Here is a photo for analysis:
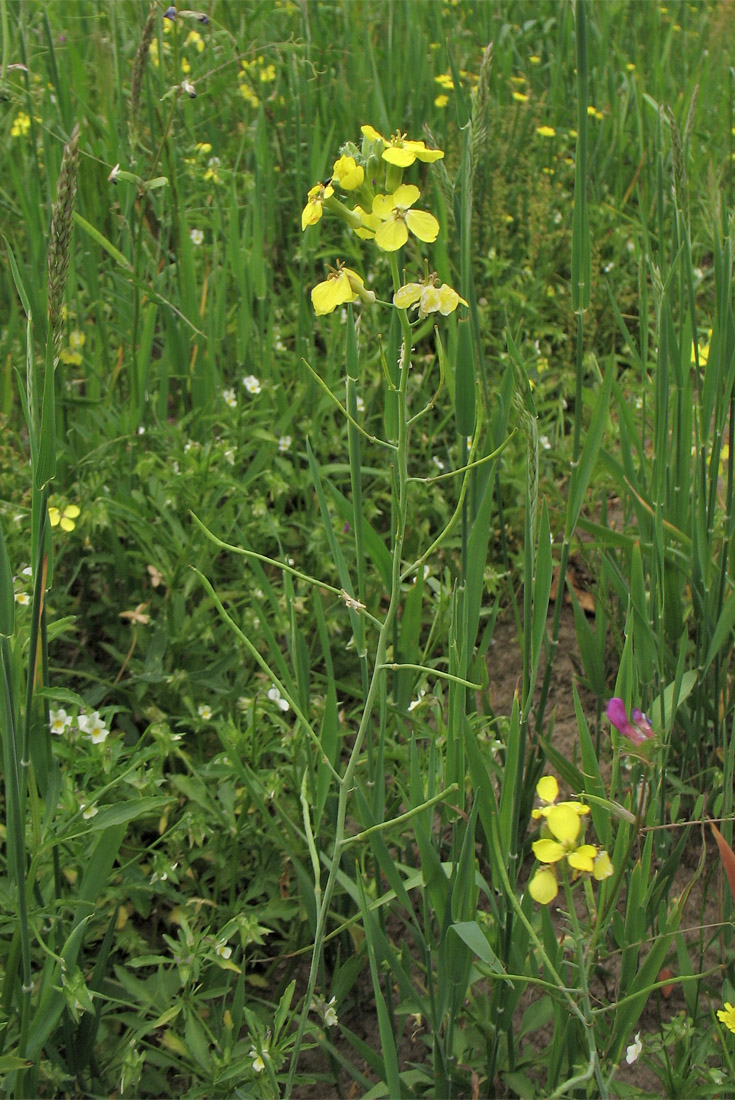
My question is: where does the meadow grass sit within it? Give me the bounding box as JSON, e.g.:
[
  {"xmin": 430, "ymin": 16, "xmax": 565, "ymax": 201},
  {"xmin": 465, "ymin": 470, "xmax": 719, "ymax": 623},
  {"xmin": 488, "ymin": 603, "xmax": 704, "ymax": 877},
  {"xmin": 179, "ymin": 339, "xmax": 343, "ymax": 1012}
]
[{"xmin": 2, "ymin": 1, "xmax": 735, "ymax": 1096}]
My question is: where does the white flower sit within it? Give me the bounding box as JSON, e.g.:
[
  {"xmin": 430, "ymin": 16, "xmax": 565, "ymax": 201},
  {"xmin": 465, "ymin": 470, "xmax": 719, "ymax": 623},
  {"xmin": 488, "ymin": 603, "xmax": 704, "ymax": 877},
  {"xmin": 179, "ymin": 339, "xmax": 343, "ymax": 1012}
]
[
  {"xmin": 432, "ymin": 455, "xmax": 445, "ymax": 471},
  {"xmin": 324, "ymin": 996, "xmax": 339, "ymax": 1028},
  {"xmin": 82, "ymin": 804, "xmax": 98, "ymax": 820},
  {"xmin": 222, "ymin": 387, "xmax": 237, "ymax": 408},
  {"xmin": 277, "ymin": 435, "xmax": 291, "ymax": 452},
  {"xmin": 15, "ymin": 591, "xmax": 30, "ymax": 606},
  {"xmin": 242, "ymin": 374, "xmax": 262, "ymax": 394},
  {"xmin": 22, "ymin": 566, "xmax": 32, "ymax": 576},
  {"xmin": 49, "ymin": 708, "xmax": 72, "ymax": 735},
  {"xmin": 249, "ymin": 1046, "xmax": 265, "ymax": 1073},
  {"xmin": 539, "ymin": 434, "xmax": 552, "ymax": 450},
  {"xmin": 190, "ymin": 228, "xmax": 204, "ymax": 246},
  {"xmin": 267, "ymin": 687, "xmax": 289, "ymax": 712},
  {"xmin": 78, "ymin": 711, "xmax": 109, "ymax": 744},
  {"xmin": 356, "ymin": 395, "xmax": 365, "ymax": 412},
  {"xmin": 197, "ymin": 704, "xmax": 212, "ymax": 720},
  {"xmin": 215, "ymin": 942, "xmax": 232, "ymax": 960},
  {"xmin": 408, "ymin": 690, "xmax": 426, "ymax": 712},
  {"xmin": 626, "ymin": 1032, "xmax": 642, "ymax": 1065},
  {"xmin": 224, "ymin": 448, "xmax": 236, "ymax": 465}
]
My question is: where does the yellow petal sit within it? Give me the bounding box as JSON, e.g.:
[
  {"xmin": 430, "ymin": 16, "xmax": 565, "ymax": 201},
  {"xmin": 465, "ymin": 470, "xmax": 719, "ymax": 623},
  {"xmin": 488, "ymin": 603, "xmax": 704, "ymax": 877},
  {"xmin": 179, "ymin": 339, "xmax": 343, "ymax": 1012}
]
[
  {"xmin": 529, "ymin": 868, "xmax": 558, "ymax": 904},
  {"xmin": 311, "ymin": 272, "xmax": 355, "ymax": 316},
  {"xmin": 391, "ymin": 183, "xmax": 420, "ymax": 208},
  {"xmin": 394, "ymin": 283, "xmax": 424, "ymax": 310},
  {"xmin": 383, "ymin": 146, "xmax": 416, "ymax": 167},
  {"xmin": 302, "ymin": 201, "xmax": 322, "ymax": 231},
  {"xmin": 418, "ymin": 286, "xmax": 441, "ymax": 316},
  {"xmin": 60, "ymin": 517, "xmax": 76, "ymax": 532},
  {"xmin": 48, "ymin": 507, "xmax": 61, "ymax": 527},
  {"xmin": 532, "ymin": 838, "xmax": 565, "ymax": 864},
  {"xmin": 437, "ymin": 284, "xmax": 467, "ymax": 314},
  {"xmin": 536, "ymin": 776, "xmax": 558, "ymax": 803},
  {"xmin": 412, "ymin": 145, "xmax": 444, "ymax": 163},
  {"xmin": 567, "ymin": 844, "xmax": 596, "ymax": 873},
  {"xmin": 372, "ymin": 193, "xmax": 397, "ymax": 219},
  {"xmin": 545, "ymin": 804, "xmax": 582, "ymax": 845},
  {"xmin": 64, "ymin": 505, "xmax": 81, "ymax": 519},
  {"xmin": 406, "ymin": 209, "xmax": 440, "ymax": 243},
  {"xmin": 361, "ymin": 124, "xmax": 385, "ymax": 144},
  {"xmin": 375, "ymin": 219, "xmax": 408, "ymax": 252},
  {"xmin": 593, "ymin": 851, "xmax": 614, "ymax": 880}
]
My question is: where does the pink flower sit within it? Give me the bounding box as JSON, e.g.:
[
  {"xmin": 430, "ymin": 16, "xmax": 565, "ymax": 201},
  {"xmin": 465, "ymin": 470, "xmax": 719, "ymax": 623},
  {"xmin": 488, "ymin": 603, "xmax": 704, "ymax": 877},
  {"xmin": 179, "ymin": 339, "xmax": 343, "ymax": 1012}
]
[{"xmin": 606, "ymin": 698, "xmax": 653, "ymax": 746}]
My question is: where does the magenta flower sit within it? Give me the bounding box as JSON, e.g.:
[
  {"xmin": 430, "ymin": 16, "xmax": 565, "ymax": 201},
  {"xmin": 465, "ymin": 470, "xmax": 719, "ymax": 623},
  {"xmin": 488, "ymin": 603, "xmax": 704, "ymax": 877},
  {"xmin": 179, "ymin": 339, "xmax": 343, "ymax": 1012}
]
[{"xmin": 606, "ymin": 698, "xmax": 654, "ymax": 746}]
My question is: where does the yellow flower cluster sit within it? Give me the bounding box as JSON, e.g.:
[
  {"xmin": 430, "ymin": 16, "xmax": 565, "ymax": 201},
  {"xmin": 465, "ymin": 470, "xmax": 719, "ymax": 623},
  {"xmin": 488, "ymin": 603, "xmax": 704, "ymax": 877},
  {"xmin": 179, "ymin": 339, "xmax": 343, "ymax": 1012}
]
[
  {"xmin": 302, "ymin": 124, "xmax": 466, "ymax": 320},
  {"xmin": 11, "ymin": 111, "xmax": 31, "ymax": 138},
  {"xmin": 529, "ymin": 776, "xmax": 613, "ymax": 905}
]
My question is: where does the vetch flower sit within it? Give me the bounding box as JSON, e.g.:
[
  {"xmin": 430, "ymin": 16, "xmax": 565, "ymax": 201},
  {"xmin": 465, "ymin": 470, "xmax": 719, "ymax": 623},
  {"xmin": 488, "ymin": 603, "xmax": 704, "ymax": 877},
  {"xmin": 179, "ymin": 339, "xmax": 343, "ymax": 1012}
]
[
  {"xmin": 718, "ymin": 1002, "xmax": 735, "ymax": 1033},
  {"xmin": 301, "ymin": 180, "xmax": 334, "ymax": 230},
  {"xmin": 394, "ymin": 275, "xmax": 467, "ymax": 318},
  {"xmin": 372, "ymin": 185, "xmax": 440, "ymax": 251},
  {"xmin": 361, "ymin": 125, "xmax": 444, "ymax": 167},
  {"xmin": 311, "ymin": 263, "xmax": 376, "ymax": 316},
  {"xmin": 331, "ymin": 154, "xmax": 364, "ymax": 191},
  {"xmin": 242, "ymin": 374, "xmax": 262, "ymax": 394},
  {"xmin": 626, "ymin": 1032, "xmax": 643, "ymax": 1064},
  {"xmin": 49, "ymin": 504, "xmax": 81, "ymax": 532},
  {"xmin": 606, "ymin": 698, "xmax": 654, "ymax": 746}
]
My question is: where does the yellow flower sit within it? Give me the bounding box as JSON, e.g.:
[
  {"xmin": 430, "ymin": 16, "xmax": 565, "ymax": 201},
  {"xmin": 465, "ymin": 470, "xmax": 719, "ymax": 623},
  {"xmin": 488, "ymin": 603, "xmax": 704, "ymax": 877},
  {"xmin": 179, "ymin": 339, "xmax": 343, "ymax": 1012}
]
[
  {"xmin": 302, "ymin": 180, "xmax": 335, "ymax": 231},
  {"xmin": 60, "ymin": 348, "xmax": 83, "ymax": 366},
  {"xmin": 537, "ymin": 125, "xmax": 556, "ymax": 138},
  {"xmin": 361, "ymin": 125, "xmax": 444, "ymax": 167},
  {"xmin": 393, "ymin": 277, "xmax": 467, "ymax": 318},
  {"xmin": 240, "ymin": 84, "xmax": 259, "ymax": 108},
  {"xmin": 528, "ymin": 775, "xmax": 608, "ymax": 905},
  {"xmin": 331, "ymin": 155, "xmax": 364, "ymax": 191},
  {"xmin": 512, "ymin": 91, "xmax": 530, "ymax": 103},
  {"xmin": 49, "ymin": 504, "xmax": 81, "ymax": 532},
  {"xmin": 311, "ymin": 264, "xmax": 375, "ymax": 316},
  {"xmin": 185, "ymin": 30, "xmax": 205, "ymax": 52},
  {"xmin": 435, "ymin": 73, "xmax": 454, "ymax": 89},
  {"xmin": 11, "ymin": 111, "xmax": 31, "ymax": 138},
  {"xmin": 529, "ymin": 54, "xmax": 541, "ymax": 64},
  {"xmin": 371, "ymin": 185, "xmax": 439, "ymax": 251},
  {"xmin": 435, "ymin": 94, "xmax": 449, "ymax": 109},
  {"xmin": 718, "ymin": 1002, "xmax": 735, "ymax": 1034},
  {"xmin": 352, "ymin": 204, "xmax": 381, "ymax": 240}
]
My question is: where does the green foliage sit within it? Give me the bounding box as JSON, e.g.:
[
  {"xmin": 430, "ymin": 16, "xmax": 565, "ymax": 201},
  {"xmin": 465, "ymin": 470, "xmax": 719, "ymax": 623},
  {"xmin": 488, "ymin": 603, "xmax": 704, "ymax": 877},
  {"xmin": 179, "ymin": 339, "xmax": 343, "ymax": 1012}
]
[{"xmin": 2, "ymin": 1, "xmax": 735, "ymax": 1097}]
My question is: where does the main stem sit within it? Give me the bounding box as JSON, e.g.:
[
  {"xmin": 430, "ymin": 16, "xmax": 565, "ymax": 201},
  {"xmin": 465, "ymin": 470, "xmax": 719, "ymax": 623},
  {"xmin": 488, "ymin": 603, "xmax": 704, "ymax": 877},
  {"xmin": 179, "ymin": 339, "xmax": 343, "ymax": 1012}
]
[{"xmin": 285, "ymin": 259, "xmax": 413, "ymax": 1096}]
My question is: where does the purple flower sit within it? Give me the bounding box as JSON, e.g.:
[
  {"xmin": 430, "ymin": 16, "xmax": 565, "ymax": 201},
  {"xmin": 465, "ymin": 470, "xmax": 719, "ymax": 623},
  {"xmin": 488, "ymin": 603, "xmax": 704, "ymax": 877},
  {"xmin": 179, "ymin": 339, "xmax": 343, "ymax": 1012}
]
[{"xmin": 606, "ymin": 698, "xmax": 654, "ymax": 746}]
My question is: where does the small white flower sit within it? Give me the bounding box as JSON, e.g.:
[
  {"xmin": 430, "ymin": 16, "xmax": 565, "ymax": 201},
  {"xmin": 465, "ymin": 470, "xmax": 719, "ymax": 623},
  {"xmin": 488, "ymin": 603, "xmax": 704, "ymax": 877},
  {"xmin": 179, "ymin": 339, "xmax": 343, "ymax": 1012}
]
[
  {"xmin": 222, "ymin": 387, "xmax": 237, "ymax": 408},
  {"xmin": 15, "ymin": 591, "xmax": 30, "ymax": 606},
  {"xmin": 224, "ymin": 448, "xmax": 236, "ymax": 466},
  {"xmin": 408, "ymin": 690, "xmax": 426, "ymax": 712},
  {"xmin": 197, "ymin": 704, "xmax": 213, "ymax": 720},
  {"xmin": 249, "ymin": 1046, "xmax": 265, "ymax": 1073},
  {"xmin": 215, "ymin": 942, "xmax": 232, "ymax": 960},
  {"xmin": 49, "ymin": 708, "xmax": 72, "ymax": 735},
  {"xmin": 432, "ymin": 455, "xmax": 445, "ymax": 471},
  {"xmin": 190, "ymin": 228, "xmax": 204, "ymax": 246},
  {"xmin": 81, "ymin": 804, "xmax": 98, "ymax": 820},
  {"xmin": 277, "ymin": 435, "xmax": 291, "ymax": 452},
  {"xmin": 626, "ymin": 1032, "xmax": 642, "ymax": 1065},
  {"xmin": 22, "ymin": 566, "xmax": 32, "ymax": 577},
  {"xmin": 78, "ymin": 711, "xmax": 109, "ymax": 744},
  {"xmin": 539, "ymin": 434, "xmax": 552, "ymax": 450},
  {"xmin": 242, "ymin": 374, "xmax": 262, "ymax": 394},
  {"xmin": 267, "ymin": 687, "xmax": 289, "ymax": 712},
  {"xmin": 356, "ymin": 395, "xmax": 365, "ymax": 413},
  {"xmin": 324, "ymin": 996, "xmax": 339, "ymax": 1028}
]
